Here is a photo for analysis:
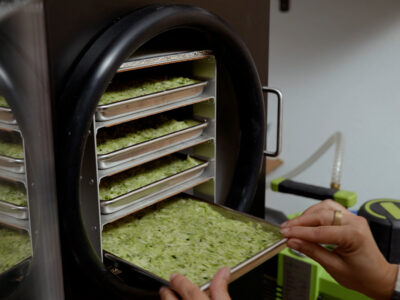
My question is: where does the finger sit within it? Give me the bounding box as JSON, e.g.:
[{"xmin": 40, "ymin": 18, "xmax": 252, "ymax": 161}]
[
  {"xmin": 159, "ymin": 286, "xmax": 179, "ymax": 300},
  {"xmin": 282, "ymin": 200, "xmax": 350, "ymax": 229},
  {"xmin": 281, "ymin": 209, "xmax": 349, "ymax": 228},
  {"xmin": 170, "ymin": 273, "xmax": 207, "ymax": 300},
  {"xmin": 281, "ymin": 225, "xmax": 350, "ymax": 246},
  {"xmin": 209, "ymin": 267, "xmax": 231, "ymax": 300},
  {"xmin": 287, "ymin": 238, "xmax": 345, "ymax": 273}
]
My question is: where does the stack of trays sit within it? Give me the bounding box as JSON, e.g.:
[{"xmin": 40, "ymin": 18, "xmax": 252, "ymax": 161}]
[
  {"xmin": 91, "ymin": 51, "xmax": 283, "ymax": 289},
  {"xmin": 0, "ymin": 97, "xmax": 28, "ymax": 224},
  {"xmin": 94, "ymin": 58, "xmax": 214, "ymax": 218}
]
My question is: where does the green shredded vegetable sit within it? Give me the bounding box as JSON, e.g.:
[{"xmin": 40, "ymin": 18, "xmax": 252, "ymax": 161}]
[
  {"xmin": 0, "ymin": 142, "xmax": 24, "ymax": 159},
  {"xmin": 99, "ymin": 77, "xmax": 200, "ymax": 106},
  {"xmin": 0, "ymin": 180, "xmax": 27, "ymax": 206},
  {"xmin": 97, "ymin": 115, "xmax": 200, "ymax": 155},
  {"xmin": 99, "ymin": 155, "xmax": 202, "ymax": 201},
  {"xmin": 102, "ymin": 197, "xmax": 282, "ymax": 286},
  {"xmin": 0, "ymin": 95, "xmax": 9, "ymax": 108},
  {"xmin": 0, "ymin": 131, "xmax": 24, "ymax": 159},
  {"xmin": 0, "ymin": 227, "xmax": 31, "ymax": 274}
]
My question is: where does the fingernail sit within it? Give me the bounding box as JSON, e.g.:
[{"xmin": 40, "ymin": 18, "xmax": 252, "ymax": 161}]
[
  {"xmin": 280, "ymin": 228, "xmax": 289, "ymax": 235},
  {"xmin": 221, "ymin": 267, "xmax": 231, "ymax": 281},
  {"xmin": 281, "ymin": 221, "xmax": 288, "ymax": 228},
  {"xmin": 159, "ymin": 286, "xmax": 167, "ymax": 294},
  {"xmin": 170, "ymin": 273, "xmax": 178, "ymax": 281}
]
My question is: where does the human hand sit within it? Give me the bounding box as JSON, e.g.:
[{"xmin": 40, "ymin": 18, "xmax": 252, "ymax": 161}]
[
  {"xmin": 280, "ymin": 199, "xmax": 398, "ymax": 300},
  {"xmin": 159, "ymin": 267, "xmax": 231, "ymax": 300}
]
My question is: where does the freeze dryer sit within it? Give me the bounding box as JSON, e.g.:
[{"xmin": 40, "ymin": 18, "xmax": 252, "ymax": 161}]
[{"xmin": 1, "ymin": 1, "xmax": 284, "ymax": 299}]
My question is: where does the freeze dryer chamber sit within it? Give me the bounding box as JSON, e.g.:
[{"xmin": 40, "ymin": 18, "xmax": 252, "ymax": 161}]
[{"xmin": 56, "ymin": 5, "xmax": 281, "ymax": 300}]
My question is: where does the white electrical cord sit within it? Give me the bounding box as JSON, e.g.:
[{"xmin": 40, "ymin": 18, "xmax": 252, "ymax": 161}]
[{"xmin": 267, "ymin": 131, "xmax": 344, "ymax": 189}]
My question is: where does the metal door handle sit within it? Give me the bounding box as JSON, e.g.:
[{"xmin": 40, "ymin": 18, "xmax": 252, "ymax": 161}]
[{"xmin": 263, "ymin": 87, "xmax": 283, "ymax": 157}]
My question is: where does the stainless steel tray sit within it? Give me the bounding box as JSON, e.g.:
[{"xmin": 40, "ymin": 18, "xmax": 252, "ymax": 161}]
[
  {"xmin": 0, "ymin": 155, "xmax": 24, "ymax": 173},
  {"xmin": 0, "ymin": 200, "xmax": 28, "ymax": 219},
  {"xmin": 100, "ymin": 176, "xmax": 212, "ymax": 226},
  {"xmin": 118, "ymin": 50, "xmax": 213, "ymax": 72},
  {"xmin": 0, "ymin": 107, "xmax": 16, "ymax": 125},
  {"xmin": 97, "ymin": 121, "xmax": 208, "ymax": 170},
  {"xmin": 103, "ymin": 198, "xmax": 286, "ymax": 291},
  {"xmin": 0, "ymin": 224, "xmax": 31, "ymax": 280},
  {"xmin": 0, "ymin": 257, "xmax": 30, "ymax": 283},
  {"xmin": 0, "ymin": 169, "xmax": 26, "ymax": 183},
  {"xmin": 100, "ymin": 161, "xmax": 209, "ymax": 214},
  {"xmin": 95, "ymin": 82, "xmax": 207, "ymax": 121}
]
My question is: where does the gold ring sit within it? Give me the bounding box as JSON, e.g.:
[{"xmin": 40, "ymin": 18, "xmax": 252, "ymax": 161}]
[{"xmin": 332, "ymin": 210, "xmax": 343, "ymax": 226}]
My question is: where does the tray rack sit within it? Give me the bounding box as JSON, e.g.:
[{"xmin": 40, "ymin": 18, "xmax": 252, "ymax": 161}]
[
  {"xmin": 79, "ymin": 50, "xmax": 217, "ymax": 259},
  {"xmin": 0, "ymin": 119, "xmax": 29, "ymax": 227}
]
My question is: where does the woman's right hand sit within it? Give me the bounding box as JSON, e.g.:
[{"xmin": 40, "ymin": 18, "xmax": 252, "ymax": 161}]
[{"xmin": 280, "ymin": 199, "xmax": 398, "ymax": 300}]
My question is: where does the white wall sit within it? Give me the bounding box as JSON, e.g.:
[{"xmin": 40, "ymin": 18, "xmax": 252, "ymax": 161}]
[{"xmin": 266, "ymin": 0, "xmax": 400, "ymax": 215}]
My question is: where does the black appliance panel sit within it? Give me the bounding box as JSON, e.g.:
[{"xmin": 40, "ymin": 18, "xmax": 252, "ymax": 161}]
[
  {"xmin": 0, "ymin": 1, "xmax": 64, "ymax": 299},
  {"xmin": 44, "ymin": 0, "xmax": 269, "ymax": 99},
  {"xmin": 56, "ymin": 4, "xmax": 267, "ymax": 300}
]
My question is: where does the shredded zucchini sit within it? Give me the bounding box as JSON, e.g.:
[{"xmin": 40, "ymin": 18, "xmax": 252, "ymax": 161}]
[
  {"xmin": 99, "ymin": 77, "xmax": 200, "ymax": 106},
  {"xmin": 0, "ymin": 142, "xmax": 24, "ymax": 159},
  {"xmin": 102, "ymin": 197, "xmax": 282, "ymax": 286},
  {"xmin": 0, "ymin": 95, "xmax": 9, "ymax": 108},
  {"xmin": 0, "ymin": 227, "xmax": 31, "ymax": 274},
  {"xmin": 0, "ymin": 131, "xmax": 24, "ymax": 159},
  {"xmin": 97, "ymin": 115, "xmax": 200, "ymax": 155},
  {"xmin": 99, "ymin": 155, "xmax": 202, "ymax": 201},
  {"xmin": 0, "ymin": 180, "xmax": 27, "ymax": 206}
]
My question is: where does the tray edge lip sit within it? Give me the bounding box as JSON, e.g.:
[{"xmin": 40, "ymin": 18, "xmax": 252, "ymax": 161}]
[
  {"xmin": 118, "ymin": 50, "xmax": 214, "ymax": 72},
  {"xmin": 97, "ymin": 119, "xmax": 207, "ymax": 159},
  {"xmin": 99, "ymin": 175, "xmax": 211, "ymax": 217},
  {"xmin": 0, "ymin": 154, "xmax": 24, "ymax": 163},
  {"xmin": 0, "ymin": 106, "xmax": 12, "ymax": 112},
  {"xmin": 99, "ymin": 159, "xmax": 209, "ymax": 205},
  {"xmin": 0, "ymin": 199, "xmax": 28, "ymax": 210},
  {"xmin": 96, "ymin": 81, "xmax": 208, "ymax": 109}
]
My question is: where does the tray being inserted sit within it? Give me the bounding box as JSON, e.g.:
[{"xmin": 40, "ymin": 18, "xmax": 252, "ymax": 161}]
[
  {"xmin": 95, "ymin": 82, "xmax": 207, "ymax": 121},
  {"xmin": 97, "ymin": 120, "xmax": 208, "ymax": 170},
  {"xmin": 0, "ymin": 155, "xmax": 24, "ymax": 174},
  {"xmin": 0, "ymin": 200, "xmax": 27, "ymax": 220},
  {"xmin": 100, "ymin": 160, "xmax": 209, "ymax": 214},
  {"xmin": 103, "ymin": 197, "xmax": 286, "ymax": 291}
]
